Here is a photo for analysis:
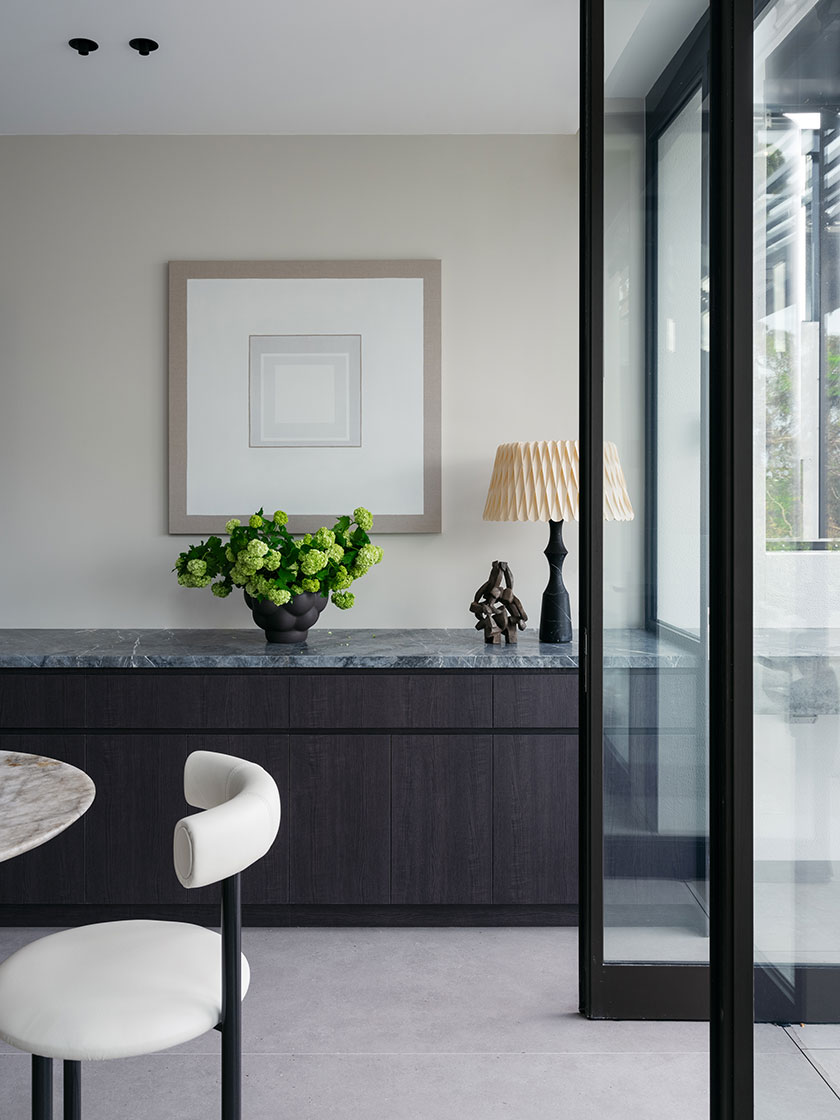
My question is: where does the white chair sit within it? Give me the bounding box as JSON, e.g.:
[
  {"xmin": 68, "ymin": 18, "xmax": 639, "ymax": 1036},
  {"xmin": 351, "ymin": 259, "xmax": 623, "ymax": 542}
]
[{"xmin": 0, "ymin": 750, "xmax": 281, "ymax": 1120}]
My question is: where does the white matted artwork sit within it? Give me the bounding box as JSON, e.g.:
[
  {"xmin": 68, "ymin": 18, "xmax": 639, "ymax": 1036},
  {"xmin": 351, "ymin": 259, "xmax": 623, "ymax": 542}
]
[
  {"xmin": 168, "ymin": 260, "xmax": 441, "ymax": 534},
  {"xmin": 249, "ymin": 334, "xmax": 361, "ymax": 448}
]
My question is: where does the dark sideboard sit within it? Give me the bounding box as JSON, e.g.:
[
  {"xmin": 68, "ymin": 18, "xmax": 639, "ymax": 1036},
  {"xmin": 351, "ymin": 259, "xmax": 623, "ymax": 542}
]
[{"xmin": 0, "ymin": 628, "xmax": 696, "ymax": 928}]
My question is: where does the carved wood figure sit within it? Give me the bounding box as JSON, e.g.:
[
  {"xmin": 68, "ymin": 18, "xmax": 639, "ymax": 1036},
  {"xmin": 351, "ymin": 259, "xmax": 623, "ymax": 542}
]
[{"xmin": 469, "ymin": 560, "xmax": 528, "ymax": 644}]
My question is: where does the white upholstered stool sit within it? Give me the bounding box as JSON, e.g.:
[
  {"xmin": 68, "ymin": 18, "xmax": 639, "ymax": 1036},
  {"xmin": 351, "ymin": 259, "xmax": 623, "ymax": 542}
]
[{"xmin": 0, "ymin": 751, "xmax": 281, "ymax": 1120}]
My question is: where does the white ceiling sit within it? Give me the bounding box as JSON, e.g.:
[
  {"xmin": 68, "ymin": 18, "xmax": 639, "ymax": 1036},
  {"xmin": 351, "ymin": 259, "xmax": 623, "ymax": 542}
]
[
  {"xmin": 605, "ymin": 0, "xmax": 707, "ymax": 99},
  {"xmin": 0, "ymin": 0, "xmax": 579, "ymax": 135}
]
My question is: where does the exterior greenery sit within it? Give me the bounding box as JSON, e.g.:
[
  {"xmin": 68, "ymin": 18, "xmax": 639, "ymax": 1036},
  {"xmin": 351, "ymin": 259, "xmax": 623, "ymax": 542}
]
[{"xmin": 765, "ymin": 329, "xmax": 840, "ymax": 549}]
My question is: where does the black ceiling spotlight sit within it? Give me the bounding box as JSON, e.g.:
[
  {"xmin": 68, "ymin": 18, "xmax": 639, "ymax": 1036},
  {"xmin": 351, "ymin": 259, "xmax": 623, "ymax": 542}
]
[
  {"xmin": 68, "ymin": 38, "xmax": 98, "ymax": 56},
  {"xmin": 129, "ymin": 38, "xmax": 159, "ymax": 56}
]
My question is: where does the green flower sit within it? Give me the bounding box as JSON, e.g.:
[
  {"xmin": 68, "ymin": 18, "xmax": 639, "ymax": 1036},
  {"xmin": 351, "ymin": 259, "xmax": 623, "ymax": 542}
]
[
  {"xmin": 332, "ymin": 591, "xmax": 355, "ymax": 610},
  {"xmin": 302, "ymin": 533, "xmax": 313, "ymax": 546},
  {"xmin": 211, "ymin": 582, "xmax": 231, "ymax": 598},
  {"xmin": 247, "ymin": 538, "xmax": 268, "ymax": 557},
  {"xmin": 290, "ymin": 583, "xmax": 302, "ymax": 595},
  {"xmin": 300, "ymin": 548, "xmax": 328, "ymax": 575},
  {"xmin": 328, "ymin": 542, "xmax": 345, "ymax": 563},
  {"xmin": 263, "ymin": 550, "xmax": 281, "ymax": 571},
  {"xmin": 360, "ymin": 543, "xmax": 380, "ymax": 566},
  {"xmin": 300, "ymin": 577, "xmax": 320, "ymax": 593},
  {"xmin": 237, "ymin": 554, "xmax": 262, "ymax": 575},
  {"xmin": 267, "ymin": 587, "xmax": 292, "ymax": 605},
  {"xmin": 249, "ymin": 514, "xmax": 264, "ymax": 529},
  {"xmin": 225, "ymin": 518, "xmax": 241, "ymax": 534},
  {"xmin": 225, "ymin": 546, "xmax": 234, "ymax": 562},
  {"xmin": 272, "ymin": 510, "xmax": 288, "ymax": 527},
  {"xmin": 353, "ymin": 507, "xmax": 373, "ymax": 531},
  {"xmin": 313, "ymin": 527, "xmax": 336, "ymax": 549},
  {"xmin": 351, "ymin": 543, "xmax": 381, "ymax": 578},
  {"xmin": 329, "ymin": 565, "xmax": 353, "ymax": 591},
  {"xmin": 186, "ymin": 558, "xmax": 207, "ymax": 576}
]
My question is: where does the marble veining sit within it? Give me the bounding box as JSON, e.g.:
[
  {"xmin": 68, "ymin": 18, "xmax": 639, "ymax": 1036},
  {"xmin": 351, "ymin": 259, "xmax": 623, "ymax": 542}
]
[
  {"xmin": 0, "ymin": 627, "xmax": 700, "ymax": 670},
  {"xmin": 0, "ymin": 751, "xmax": 95, "ymax": 862}
]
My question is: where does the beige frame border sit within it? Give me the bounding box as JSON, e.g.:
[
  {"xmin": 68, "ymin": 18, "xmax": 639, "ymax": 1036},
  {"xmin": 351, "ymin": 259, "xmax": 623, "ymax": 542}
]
[{"xmin": 168, "ymin": 260, "xmax": 441, "ymax": 535}]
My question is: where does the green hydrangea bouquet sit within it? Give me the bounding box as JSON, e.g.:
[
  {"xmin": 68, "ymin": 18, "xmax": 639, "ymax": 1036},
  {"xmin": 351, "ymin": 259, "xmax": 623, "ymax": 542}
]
[{"xmin": 173, "ymin": 506, "xmax": 382, "ymax": 612}]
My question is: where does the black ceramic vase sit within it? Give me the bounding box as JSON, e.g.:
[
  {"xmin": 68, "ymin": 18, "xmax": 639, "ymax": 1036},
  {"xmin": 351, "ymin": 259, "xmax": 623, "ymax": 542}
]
[{"xmin": 244, "ymin": 590, "xmax": 328, "ymax": 644}]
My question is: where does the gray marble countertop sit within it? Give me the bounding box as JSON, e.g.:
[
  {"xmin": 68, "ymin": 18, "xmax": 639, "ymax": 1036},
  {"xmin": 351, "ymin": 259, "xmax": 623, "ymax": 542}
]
[
  {"xmin": 0, "ymin": 627, "xmax": 697, "ymax": 670},
  {"xmin": 0, "ymin": 751, "xmax": 95, "ymax": 862}
]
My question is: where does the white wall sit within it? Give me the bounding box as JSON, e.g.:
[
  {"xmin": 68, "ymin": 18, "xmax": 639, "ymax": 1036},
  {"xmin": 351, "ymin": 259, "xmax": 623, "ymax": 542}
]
[{"xmin": 0, "ymin": 135, "xmax": 578, "ymax": 630}]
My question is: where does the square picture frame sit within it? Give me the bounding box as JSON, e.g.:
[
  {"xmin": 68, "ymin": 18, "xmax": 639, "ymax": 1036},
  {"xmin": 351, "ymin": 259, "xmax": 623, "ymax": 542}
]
[{"xmin": 168, "ymin": 259, "xmax": 441, "ymax": 534}]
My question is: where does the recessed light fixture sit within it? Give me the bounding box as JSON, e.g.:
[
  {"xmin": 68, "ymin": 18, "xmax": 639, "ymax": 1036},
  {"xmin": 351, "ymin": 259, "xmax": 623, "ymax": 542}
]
[
  {"xmin": 129, "ymin": 38, "xmax": 159, "ymax": 56},
  {"xmin": 68, "ymin": 38, "xmax": 98, "ymax": 56}
]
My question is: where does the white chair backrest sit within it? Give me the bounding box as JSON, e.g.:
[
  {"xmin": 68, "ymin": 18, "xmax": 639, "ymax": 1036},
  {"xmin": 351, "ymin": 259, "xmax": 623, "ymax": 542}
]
[{"xmin": 173, "ymin": 751, "xmax": 281, "ymax": 889}]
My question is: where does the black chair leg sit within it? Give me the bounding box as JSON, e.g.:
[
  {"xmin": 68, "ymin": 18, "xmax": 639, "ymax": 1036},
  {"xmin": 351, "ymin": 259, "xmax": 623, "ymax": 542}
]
[
  {"xmin": 31, "ymin": 1055, "xmax": 53, "ymax": 1120},
  {"xmin": 221, "ymin": 1017, "xmax": 241, "ymax": 1120},
  {"xmin": 63, "ymin": 1061, "xmax": 81, "ymax": 1120},
  {"xmin": 221, "ymin": 874, "xmax": 242, "ymax": 1120}
]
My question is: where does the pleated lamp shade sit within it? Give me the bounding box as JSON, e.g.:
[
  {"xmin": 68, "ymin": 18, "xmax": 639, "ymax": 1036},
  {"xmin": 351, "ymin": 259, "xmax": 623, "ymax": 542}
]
[{"xmin": 482, "ymin": 440, "xmax": 634, "ymax": 523}]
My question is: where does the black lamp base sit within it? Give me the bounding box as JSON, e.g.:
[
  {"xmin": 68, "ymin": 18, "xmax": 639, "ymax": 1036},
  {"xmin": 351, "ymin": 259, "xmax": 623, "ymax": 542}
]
[{"xmin": 539, "ymin": 519, "xmax": 573, "ymax": 643}]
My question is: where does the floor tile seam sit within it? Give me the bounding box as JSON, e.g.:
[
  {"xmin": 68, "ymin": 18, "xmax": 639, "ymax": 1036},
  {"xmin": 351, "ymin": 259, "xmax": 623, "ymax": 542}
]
[{"xmin": 782, "ymin": 1030, "xmax": 840, "ymax": 1103}]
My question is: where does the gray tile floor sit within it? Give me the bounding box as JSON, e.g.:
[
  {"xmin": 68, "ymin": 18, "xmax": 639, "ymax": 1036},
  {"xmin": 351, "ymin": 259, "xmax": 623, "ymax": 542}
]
[{"xmin": 1, "ymin": 926, "xmax": 839, "ymax": 1118}]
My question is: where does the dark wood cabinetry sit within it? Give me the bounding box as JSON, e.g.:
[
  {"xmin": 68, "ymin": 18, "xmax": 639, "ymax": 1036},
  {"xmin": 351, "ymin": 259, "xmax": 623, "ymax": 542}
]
[
  {"xmin": 493, "ymin": 735, "xmax": 578, "ymax": 903},
  {"xmin": 391, "ymin": 735, "xmax": 492, "ymax": 904},
  {"xmin": 0, "ymin": 668, "xmax": 579, "ymax": 925},
  {"xmin": 83, "ymin": 733, "xmax": 289, "ymax": 906},
  {"xmin": 290, "ymin": 734, "xmax": 390, "ymax": 904}
]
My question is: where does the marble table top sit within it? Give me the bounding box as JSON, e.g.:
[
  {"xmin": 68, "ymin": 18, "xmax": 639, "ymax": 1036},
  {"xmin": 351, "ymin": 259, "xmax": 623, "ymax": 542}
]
[
  {"xmin": 0, "ymin": 751, "xmax": 95, "ymax": 862},
  {"xmin": 0, "ymin": 627, "xmax": 697, "ymax": 670}
]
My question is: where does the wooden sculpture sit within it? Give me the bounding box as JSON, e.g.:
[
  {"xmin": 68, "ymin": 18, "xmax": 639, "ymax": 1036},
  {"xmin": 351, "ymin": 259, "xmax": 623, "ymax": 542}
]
[{"xmin": 470, "ymin": 560, "xmax": 528, "ymax": 645}]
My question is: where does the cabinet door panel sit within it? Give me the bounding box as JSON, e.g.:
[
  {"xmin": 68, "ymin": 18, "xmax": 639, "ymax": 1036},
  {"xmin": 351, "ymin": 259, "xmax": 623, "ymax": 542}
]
[
  {"xmin": 85, "ymin": 735, "xmax": 289, "ymax": 904},
  {"xmin": 0, "ymin": 674, "xmax": 84, "ymax": 728},
  {"xmin": 85, "ymin": 674, "xmax": 289, "ymax": 730},
  {"xmin": 391, "ymin": 735, "xmax": 492, "ymax": 904},
  {"xmin": 493, "ymin": 673, "xmax": 578, "ymax": 729},
  {"xmin": 289, "ymin": 735, "xmax": 390, "ymax": 903},
  {"xmin": 493, "ymin": 735, "xmax": 578, "ymax": 903},
  {"xmin": 290, "ymin": 674, "xmax": 491, "ymax": 729},
  {"xmin": 0, "ymin": 735, "xmax": 86, "ymax": 904}
]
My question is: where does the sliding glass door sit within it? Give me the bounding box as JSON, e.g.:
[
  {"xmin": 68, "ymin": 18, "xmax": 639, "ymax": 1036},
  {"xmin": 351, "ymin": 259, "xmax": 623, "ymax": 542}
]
[
  {"xmin": 586, "ymin": 0, "xmax": 840, "ymax": 1111},
  {"xmin": 753, "ymin": 0, "xmax": 840, "ymax": 1107},
  {"xmin": 585, "ymin": 0, "xmax": 713, "ymax": 1019}
]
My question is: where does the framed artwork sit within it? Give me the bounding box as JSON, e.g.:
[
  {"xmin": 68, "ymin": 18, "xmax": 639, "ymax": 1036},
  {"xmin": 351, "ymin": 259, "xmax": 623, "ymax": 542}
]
[{"xmin": 168, "ymin": 259, "xmax": 441, "ymax": 534}]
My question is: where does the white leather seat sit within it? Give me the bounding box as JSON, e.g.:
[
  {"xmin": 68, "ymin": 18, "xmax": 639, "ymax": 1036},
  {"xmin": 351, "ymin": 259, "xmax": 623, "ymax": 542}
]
[
  {"xmin": 0, "ymin": 920, "xmax": 250, "ymax": 1061},
  {"xmin": 0, "ymin": 751, "xmax": 281, "ymax": 1120}
]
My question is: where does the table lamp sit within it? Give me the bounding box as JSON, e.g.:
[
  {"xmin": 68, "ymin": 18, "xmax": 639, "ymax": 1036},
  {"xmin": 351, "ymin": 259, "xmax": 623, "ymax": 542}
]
[{"xmin": 482, "ymin": 440, "xmax": 634, "ymax": 643}]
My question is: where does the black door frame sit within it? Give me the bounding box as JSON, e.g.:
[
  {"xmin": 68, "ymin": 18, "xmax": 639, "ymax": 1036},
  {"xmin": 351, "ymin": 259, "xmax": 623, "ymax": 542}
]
[
  {"xmin": 580, "ymin": 0, "xmax": 754, "ymax": 1114},
  {"xmin": 579, "ymin": 0, "xmax": 712, "ymax": 1025}
]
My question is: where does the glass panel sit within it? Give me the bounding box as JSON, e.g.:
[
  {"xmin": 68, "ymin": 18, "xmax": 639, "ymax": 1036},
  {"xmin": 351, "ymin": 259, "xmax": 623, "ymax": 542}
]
[
  {"xmin": 603, "ymin": 0, "xmax": 710, "ymax": 967},
  {"xmin": 755, "ymin": 0, "xmax": 840, "ymax": 1106},
  {"xmin": 656, "ymin": 89, "xmax": 705, "ymax": 638}
]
